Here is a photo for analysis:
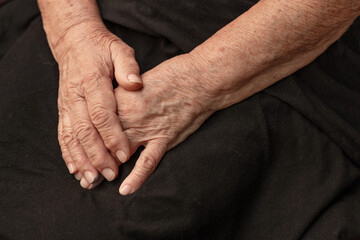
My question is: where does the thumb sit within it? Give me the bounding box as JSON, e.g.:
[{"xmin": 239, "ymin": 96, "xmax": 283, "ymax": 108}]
[
  {"xmin": 119, "ymin": 141, "xmax": 167, "ymax": 195},
  {"xmin": 111, "ymin": 41, "xmax": 143, "ymax": 91}
]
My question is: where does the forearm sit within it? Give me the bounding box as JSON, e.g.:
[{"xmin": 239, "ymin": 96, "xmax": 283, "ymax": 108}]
[
  {"xmin": 38, "ymin": 0, "xmax": 106, "ymax": 60},
  {"xmin": 190, "ymin": 0, "xmax": 360, "ymax": 110}
]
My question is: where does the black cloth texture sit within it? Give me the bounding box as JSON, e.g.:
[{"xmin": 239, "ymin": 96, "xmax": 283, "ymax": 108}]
[{"xmin": 0, "ymin": 0, "xmax": 360, "ymax": 239}]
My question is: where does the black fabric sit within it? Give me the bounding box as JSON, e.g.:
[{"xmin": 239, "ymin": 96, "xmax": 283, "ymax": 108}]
[
  {"xmin": 0, "ymin": 0, "xmax": 359, "ymax": 239},
  {"xmin": 0, "ymin": 0, "xmax": 39, "ymax": 59},
  {"xmin": 97, "ymin": 0, "xmax": 257, "ymax": 52}
]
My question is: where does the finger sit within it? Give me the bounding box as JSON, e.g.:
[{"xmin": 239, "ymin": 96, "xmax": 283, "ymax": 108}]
[
  {"xmin": 68, "ymin": 95, "xmax": 119, "ymax": 182},
  {"xmin": 61, "ymin": 108, "xmax": 100, "ymax": 183},
  {"xmin": 119, "ymin": 141, "xmax": 167, "ymax": 195},
  {"xmin": 58, "ymin": 117, "xmax": 76, "ymax": 174},
  {"xmin": 111, "ymin": 41, "xmax": 143, "ymax": 90},
  {"xmin": 80, "ymin": 174, "xmax": 105, "ymax": 190},
  {"xmin": 74, "ymin": 164, "xmax": 105, "ymax": 189},
  {"xmin": 84, "ymin": 77, "xmax": 131, "ymax": 165},
  {"xmin": 74, "ymin": 171, "xmax": 82, "ymax": 181}
]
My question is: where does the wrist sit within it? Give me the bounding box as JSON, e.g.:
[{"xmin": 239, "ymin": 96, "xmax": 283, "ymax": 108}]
[
  {"xmin": 38, "ymin": 0, "xmax": 106, "ymax": 61},
  {"xmin": 47, "ymin": 20, "xmax": 110, "ymax": 63},
  {"xmin": 188, "ymin": 45, "xmax": 243, "ymax": 112}
]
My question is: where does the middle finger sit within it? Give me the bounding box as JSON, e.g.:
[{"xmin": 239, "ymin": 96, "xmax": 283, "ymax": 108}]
[{"xmin": 67, "ymin": 96, "xmax": 119, "ymax": 182}]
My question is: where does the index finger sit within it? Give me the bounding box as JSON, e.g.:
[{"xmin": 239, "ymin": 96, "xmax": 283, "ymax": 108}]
[
  {"xmin": 84, "ymin": 76, "xmax": 131, "ymax": 164},
  {"xmin": 119, "ymin": 141, "xmax": 167, "ymax": 195}
]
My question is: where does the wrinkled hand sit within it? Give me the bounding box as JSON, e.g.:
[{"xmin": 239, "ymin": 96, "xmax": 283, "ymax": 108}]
[
  {"xmin": 56, "ymin": 23, "xmax": 143, "ymax": 188},
  {"xmin": 115, "ymin": 54, "xmax": 215, "ymax": 195}
]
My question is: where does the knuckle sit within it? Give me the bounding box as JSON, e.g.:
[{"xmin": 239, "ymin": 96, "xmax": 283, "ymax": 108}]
[
  {"xmin": 57, "ymin": 130, "xmax": 63, "ymax": 143},
  {"xmin": 140, "ymin": 154, "xmax": 157, "ymax": 172},
  {"xmin": 73, "ymin": 120, "xmax": 95, "ymax": 145},
  {"xmin": 70, "ymin": 152, "xmax": 85, "ymax": 165},
  {"xmin": 89, "ymin": 106, "xmax": 110, "ymax": 128},
  {"xmin": 132, "ymin": 171, "xmax": 146, "ymax": 185},
  {"xmin": 61, "ymin": 151, "xmax": 71, "ymax": 163},
  {"xmin": 62, "ymin": 129, "xmax": 77, "ymax": 148},
  {"xmin": 57, "ymin": 97, "xmax": 63, "ymax": 109},
  {"xmin": 87, "ymin": 151, "xmax": 105, "ymax": 168},
  {"xmin": 83, "ymin": 72, "xmax": 100, "ymax": 83},
  {"xmin": 103, "ymin": 136, "xmax": 119, "ymax": 151},
  {"xmin": 122, "ymin": 46, "xmax": 135, "ymax": 58},
  {"xmin": 58, "ymin": 141, "xmax": 71, "ymax": 160},
  {"xmin": 57, "ymin": 106, "xmax": 66, "ymax": 117},
  {"xmin": 63, "ymin": 82, "xmax": 82, "ymax": 99},
  {"xmin": 81, "ymin": 73, "xmax": 104, "ymax": 93}
]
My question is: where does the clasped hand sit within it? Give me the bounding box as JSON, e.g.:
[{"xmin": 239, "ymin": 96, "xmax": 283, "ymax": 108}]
[{"xmin": 56, "ymin": 24, "xmax": 214, "ymax": 194}]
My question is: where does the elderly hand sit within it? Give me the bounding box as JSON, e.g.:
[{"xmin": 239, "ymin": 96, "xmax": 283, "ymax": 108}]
[
  {"xmin": 55, "ymin": 22, "xmax": 143, "ymax": 188},
  {"xmin": 114, "ymin": 54, "xmax": 215, "ymax": 195},
  {"xmin": 43, "ymin": 0, "xmax": 359, "ymax": 192}
]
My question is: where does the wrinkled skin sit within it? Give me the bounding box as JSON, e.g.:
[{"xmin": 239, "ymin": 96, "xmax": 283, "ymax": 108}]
[
  {"xmin": 115, "ymin": 54, "xmax": 215, "ymax": 195},
  {"xmin": 52, "ymin": 0, "xmax": 359, "ymax": 194},
  {"xmin": 56, "ymin": 25, "xmax": 142, "ymax": 188}
]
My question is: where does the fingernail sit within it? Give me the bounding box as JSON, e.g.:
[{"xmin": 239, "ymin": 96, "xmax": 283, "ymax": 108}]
[
  {"xmin": 119, "ymin": 185, "xmax": 132, "ymax": 195},
  {"xmin": 80, "ymin": 175, "xmax": 104, "ymax": 189},
  {"xmin": 80, "ymin": 178, "xmax": 90, "ymax": 189},
  {"xmin": 116, "ymin": 150, "xmax": 128, "ymax": 163},
  {"xmin": 74, "ymin": 172, "xmax": 82, "ymax": 181},
  {"xmin": 102, "ymin": 168, "xmax": 116, "ymax": 181},
  {"xmin": 127, "ymin": 74, "xmax": 142, "ymax": 83},
  {"xmin": 84, "ymin": 171, "xmax": 97, "ymax": 184},
  {"xmin": 67, "ymin": 163, "xmax": 75, "ymax": 174}
]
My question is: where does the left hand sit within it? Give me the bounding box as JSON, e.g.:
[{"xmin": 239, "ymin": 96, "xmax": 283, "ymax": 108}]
[{"xmin": 114, "ymin": 54, "xmax": 214, "ymax": 195}]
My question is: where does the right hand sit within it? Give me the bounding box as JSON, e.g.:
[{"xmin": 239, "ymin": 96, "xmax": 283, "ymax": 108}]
[
  {"xmin": 54, "ymin": 22, "xmax": 142, "ymax": 189},
  {"xmin": 114, "ymin": 54, "xmax": 215, "ymax": 195}
]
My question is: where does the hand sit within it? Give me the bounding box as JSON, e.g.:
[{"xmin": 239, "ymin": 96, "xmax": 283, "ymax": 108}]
[
  {"xmin": 114, "ymin": 54, "xmax": 214, "ymax": 195},
  {"xmin": 56, "ymin": 22, "xmax": 142, "ymax": 188}
]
